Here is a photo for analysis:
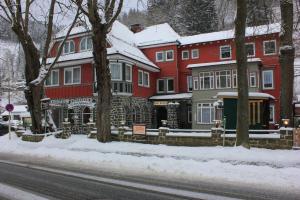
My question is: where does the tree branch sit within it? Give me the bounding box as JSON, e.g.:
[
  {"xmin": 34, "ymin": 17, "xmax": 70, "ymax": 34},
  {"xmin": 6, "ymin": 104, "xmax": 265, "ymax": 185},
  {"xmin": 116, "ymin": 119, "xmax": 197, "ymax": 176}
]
[{"xmin": 106, "ymin": 0, "xmax": 123, "ymax": 31}]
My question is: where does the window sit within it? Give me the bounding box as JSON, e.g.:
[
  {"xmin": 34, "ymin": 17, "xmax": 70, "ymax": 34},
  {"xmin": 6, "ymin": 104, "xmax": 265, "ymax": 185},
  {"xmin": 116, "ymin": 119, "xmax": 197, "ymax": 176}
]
[
  {"xmin": 63, "ymin": 40, "xmax": 75, "ymax": 54},
  {"xmin": 167, "ymin": 78, "xmax": 174, "ymax": 92},
  {"xmin": 249, "ymin": 72, "xmax": 257, "ymax": 87},
  {"xmin": 246, "ymin": 43, "xmax": 255, "ymax": 57},
  {"xmin": 157, "ymin": 79, "xmax": 164, "ymax": 93},
  {"xmin": 138, "ymin": 70, "xmax": 143, "ymax": 86},
  {"xmin": 80, "ymin": 37, "xmax": 92, "ymax": 51},
  {"xmin": 125, "ymin": 65, "xmax": 132, "ymax": 82},
  {"xmin": 166, "ymin": 50, "xmax": 174, "ymax": 61},
  {"xmin": 263, "ymin": 40, "xmax": 276, "ymax": 55},
  {"xmin": 156, "ymin": 51, "xmax": 164, "ymax": 62},
  {"xmin": 64, "ymin": 66, "xmax": 80, "ymax": 85},
  {"xmin": 143, "ymin": 72, "xmax": 150, "ymax": 87},
  {"xmin": 110, "ymin": 63, "xmax": 122, "ymax": 81},
  {"xmin": 269, "ymin": 104, "xmax": 275, "ymax": 123},
  {"xmin": 193, "ymin": 77, "xmax": 199, "ymax": 90},
  {"xmin": 199, "ymin": 72, "xmax": 214, "ymax": 90},
  {"xmin": 188, "ymin": 106, "xmax": 192, "ymax": 123},
  {"xmin": 262, "ymin": 70, "xmax": 274, "ymax": 89},
  {"xmin": 45, "ymin": 69, "xmax": 59, "ymax": 86},
  {"xmin": 232, "ymin": 70, "xmax": 237, "ymax": 88},
  {"xmin": 216, "ymin": 70, "xmax": 231, "ymax": 88},
  {"xmin": 220, "ymin": 45, "xmax": 231, "ymax": 59},
  {"xmin": 191, "ymin": 49, "xmax": 199, "ymax": 59},
  {"xmin": 187, "ymin": 76, "xmax": 193, "ymax": 92},
  {"xmin": 197, "ymin": 103, "xmax": 215, "ymax": 124},
  {"xmin": 182, "ymin": 50, "xmax": 189, "ymax": 60}
]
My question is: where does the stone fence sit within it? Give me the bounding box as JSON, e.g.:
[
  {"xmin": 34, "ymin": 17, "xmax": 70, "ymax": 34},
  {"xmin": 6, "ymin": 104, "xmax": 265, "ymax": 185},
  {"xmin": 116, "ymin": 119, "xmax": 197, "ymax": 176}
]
[{"xmin": 107, "ymin": 127, "xmax": 294, "ymax": 149}]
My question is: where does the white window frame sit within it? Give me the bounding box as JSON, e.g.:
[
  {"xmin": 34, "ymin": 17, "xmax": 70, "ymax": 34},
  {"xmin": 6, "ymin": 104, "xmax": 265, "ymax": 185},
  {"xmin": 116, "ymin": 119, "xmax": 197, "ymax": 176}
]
[
  {"xmin": 156, "ymin": 51, "xmax": 164, "ymax": 62},
  {"xmin": 199, "ymin": 72, "xmax": 214, "ymax": 90},
  {"xmin": 220, "ymin": 45, "xmax": 232, "ymax": 59},
  {"xmin": 138, "ymin": 70, "xmax": 143, "ymax": 86},
  {"xmin": 262, "ymin": 70, "xmax": 274, "ymax": 89},
  {"xmin": 232, "ymin": 69, "xmax": 237, "ymax": 88},
  {"xmin": 45, "ymin": 69, "xmax": 59, "ymax": 86},
  {"xmin": 109, "ymin": 63, "xmax": 123, "ymax": 81},
  {"xmin": 191, "ymin": 49, "xmax": 199, "ymax": 59},
  {"xmin": 246, "ymin": 42, "xmax": 255, "ymax": 57},
  {"xmin": 63, "ymin": 40, "xmax": 75, "ymax": 55},
  {"xmin": 196, "ymin": 103, "xmax": 215, "ymax": 124},
  {"xmin": 64, "ymin": 66, "xmax": 81, "ymax": 85},
  {"xmin": 182, "ymin": 50, "xmax": 189, "ymax": 60},
  {"xmin": 125, "ymin": 64, "xmax": 132, "ymax": 82},
  {"xmin": 249, "ymin": 72, "xmax": 257, "ymax": 87},
  {"xmin": 80, "ymin": 36, "xmax": 92, "ymax": 52},
  {"xmin": 167, "ymin": 78, "xmax": 174, "ymax": 93},
  {"xmin": 215, "ymin": 70, "xmax": 231, "ymax": 89},
  {"xmin": 263, "ymin": 40, "xmax": 276, "ymax": 55},
  {"xmin": 269, "ymin": 104, "xmax": 275, "ymax": 123},
  {"xmin": 187, "ymin": 76, "xmax": 193, "ymax": 92},
  {"xmin": 157, "ymin": 79, "xmax": 165, "ymax": 93},
  {"xmin": 193, "ymin": 77, "xmax": 199, "ymax": 90},
  {"xmin": 143, "ymin": 71, "xmax": 150, "ymax": 87},
  {"xmin": 165, "ymin": 50, "xmax": 174, "ymax": 61}
]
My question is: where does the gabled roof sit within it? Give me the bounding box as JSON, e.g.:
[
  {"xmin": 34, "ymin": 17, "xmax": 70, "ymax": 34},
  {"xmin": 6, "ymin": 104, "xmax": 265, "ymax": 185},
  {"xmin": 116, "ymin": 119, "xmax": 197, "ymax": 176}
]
[
  {"xmin": 134, "ymin": 23, "xmax": 180, "ymax": 47},
  {"xmin": 51, "ymin": 21, "xmax": 159, "ymax": 71},
  {"xmin": 179, "ymin": 23, "xmax": 280, "ymax": 46}
]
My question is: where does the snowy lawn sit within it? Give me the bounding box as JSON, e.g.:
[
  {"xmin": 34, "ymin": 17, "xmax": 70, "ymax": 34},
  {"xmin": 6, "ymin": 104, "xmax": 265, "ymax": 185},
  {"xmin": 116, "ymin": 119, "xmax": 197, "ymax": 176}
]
[{"xmin": 0, "ymin": 133, "xmax": 299, "ymax": 191}]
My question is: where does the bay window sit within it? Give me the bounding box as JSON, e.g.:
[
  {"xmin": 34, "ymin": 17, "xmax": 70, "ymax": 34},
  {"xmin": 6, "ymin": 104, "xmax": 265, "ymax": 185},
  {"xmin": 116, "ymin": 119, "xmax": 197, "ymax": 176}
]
[
  {"xmin": 125, "ymin": 65, "xmax": 132, "ymax": 82},
  {"xmin": 110, "ymin": 63, "xmax": 122, "ymax": 81}
]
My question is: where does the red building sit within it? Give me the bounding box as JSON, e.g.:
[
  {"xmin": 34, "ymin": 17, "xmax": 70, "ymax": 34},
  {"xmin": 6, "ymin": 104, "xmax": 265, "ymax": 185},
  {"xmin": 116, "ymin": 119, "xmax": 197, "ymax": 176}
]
[{"xmin": 45, "ymin": 21, "xmax": 281, "ymax": 131}]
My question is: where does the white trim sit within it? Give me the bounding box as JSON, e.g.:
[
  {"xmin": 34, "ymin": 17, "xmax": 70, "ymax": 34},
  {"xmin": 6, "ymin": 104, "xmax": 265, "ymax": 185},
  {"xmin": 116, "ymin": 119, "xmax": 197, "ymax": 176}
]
[
  {"xmin": 63, "ymin": 40, "xmax": 75, "ymax": 55},
  {"xmin": 269, "ymin": 104, "xmax": 275, "ymax": 123},
  {"xmin": 166, "ymin": 78, "xmax": 175, "ymax": 93},
  {"xmin": 187, "ymin": 75, "xmax": 193, "ymax": 92},
  {"xmin": 219, "ymin": 45, "xmax": 232, "ymax": 60},
  {"xmin": 246, "ymin": 42, "xmax": 255, "ymax": 57},
  {"xmin": 165, "ymin": 50, "xmax": 174, "ymax": 61},
  {"xmin": 138, "ymin": 70, "xmax": 144, "ymax": 86},
  {"xmin": 109, "ymin": 63, "xmax": 123, "ymax": 81},
  {"xmin": 196, "ymin": 103, "xmax": 215, "ymax": 124},
  {"xmin": 138, "ymin": 42, "xmax": 179, "ymax": 49},
  {"xmin": 232, "ymin": 69, "xmax": 237, "ymax": 88},
  {"xmin": 143, "ymin": 71, "xmax": 150, "ymax": 87},
  {"xmin": 199, "ymin": 71, "xmax": 214, "ymax": 90},
  {"xmin": 191, "ymin": 49, "xmax": 199, "ymax": 59},
  {"xmin": 157, "ymin": 79, "xmax": 165, "ymax": 93},
  {"xmin": 64, "ymin": 66, "xmax": 81, "ymax": 85},
  {"xmin": 187, "ymin": 58, "xmax": 261, "ymax": 68},
  {"xmin": 182, "ymin": 50, "xmax": 189, "ymax": 60},
  {"xmin": 79, "ymin": 36, "xmax": 92, "ymax": 52},
  {"xmin": 249, "ymin": 72, "xmax": 257, "ymax": 87},
  {"xmin": 193, "ymin": 77, "xmax": 199, "ymax": 90},
  {"xmin": 125, "ymin": 64, "xmax": 132, "ymax": 82},
  {"xmin": 262, "ymin": 70, "xmax": 274, "ymax": 89},
  {"xmin": 45, "ymin": 69, "xmax": 59, "ymax": 87},
  {"xmin": 156, "ymin": 51, "xmax": 164, "ymax": 62},
  {"xmin": 263, "ymin": 40, "xmax": 277, "ymax": 55},
  {"xmin": 215, "ymin": 70, "xmax": 231, "ymax": 89}
]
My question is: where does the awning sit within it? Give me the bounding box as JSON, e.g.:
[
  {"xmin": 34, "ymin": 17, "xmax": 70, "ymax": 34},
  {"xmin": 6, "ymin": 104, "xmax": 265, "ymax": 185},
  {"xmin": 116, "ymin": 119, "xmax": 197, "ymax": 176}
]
[
  {"xmin": 149, "ymin": 93, "xmax": 192, "ymax": 100},
  {"xmin": 216, "ymin": 92, "xmax": 275, "ymax": 100}
]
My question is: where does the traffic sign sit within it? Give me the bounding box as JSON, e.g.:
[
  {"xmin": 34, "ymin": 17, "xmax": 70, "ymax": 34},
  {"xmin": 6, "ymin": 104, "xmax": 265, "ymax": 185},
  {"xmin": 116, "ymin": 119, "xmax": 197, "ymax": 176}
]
[{"xmin": 5, "ymin": 104, "xmax": 14, "ymax": 112}]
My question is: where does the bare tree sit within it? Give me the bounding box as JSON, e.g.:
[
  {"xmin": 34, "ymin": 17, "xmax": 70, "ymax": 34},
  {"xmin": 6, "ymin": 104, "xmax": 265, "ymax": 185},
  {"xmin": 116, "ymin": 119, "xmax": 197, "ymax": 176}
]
[
  {"xmin": 0, "ymin": 0, "xmax": 79, "ymax": 133},
  {"xmin": 74, "ymin": 0, "xmax": 123, "ymax": 143},
  {"xmin": 279, "ymin": 0, "xmax": 295, "ymax": 125},
  {"xmin": 235, "ymin": 0, "xmax": 250, "ymax": 148}
]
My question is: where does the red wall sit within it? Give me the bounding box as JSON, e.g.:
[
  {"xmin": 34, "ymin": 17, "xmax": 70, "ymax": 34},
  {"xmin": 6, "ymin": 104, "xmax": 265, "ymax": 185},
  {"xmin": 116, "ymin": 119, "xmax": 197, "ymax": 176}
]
[{"xmin": 132, "ymin": 66, "xmax": 157, "ymax": 98}]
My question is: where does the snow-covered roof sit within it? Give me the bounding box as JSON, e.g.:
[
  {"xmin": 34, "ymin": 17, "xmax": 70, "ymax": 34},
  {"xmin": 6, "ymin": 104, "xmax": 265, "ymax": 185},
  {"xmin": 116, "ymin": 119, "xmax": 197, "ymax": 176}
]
[
  {"xmin": 134, "ymin": 23, "xmax": 180, "ymax": 47},
  {"xmin": 180, "ymin": 23, "xmax": 280, "ymax": 45},
  {"xmin": 187, "ymin": 58, "xmax": 261, "ymax": 69},
  {"xmin": 216, "ymin": 92, "xmax": 275, "ymax": 99},
  {"xmin": 51, "ymin": 21, "xmax": 159, "ymax": 71},
  {"xmin": 149, "ymin": 93, "xmax": 192, "ymax": 100}
]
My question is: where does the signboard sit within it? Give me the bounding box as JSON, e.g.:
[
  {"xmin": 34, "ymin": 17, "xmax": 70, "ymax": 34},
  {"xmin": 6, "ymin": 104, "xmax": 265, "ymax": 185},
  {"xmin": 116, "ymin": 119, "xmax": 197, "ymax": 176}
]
[
  {"xmin": 294, "ymin": 128, "xmax": 300, "ymax": 148},
  {"xmin": 5, "ymin": 104, "xmax": 14, "ymax": 112},
  {"xmin": 153, "ymin": 101, "xmax": 168, "ymax": 106},
  {"xmin": 133, "ymin": 124, "xmax": 146, "ymax": 135}
]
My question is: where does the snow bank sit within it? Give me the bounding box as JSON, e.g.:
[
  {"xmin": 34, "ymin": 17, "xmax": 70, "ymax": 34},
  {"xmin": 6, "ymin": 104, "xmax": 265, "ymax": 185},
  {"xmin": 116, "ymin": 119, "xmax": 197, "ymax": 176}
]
[{"xmin": 0, "ymin": 134, "xmax": 299, "ymax": 191}]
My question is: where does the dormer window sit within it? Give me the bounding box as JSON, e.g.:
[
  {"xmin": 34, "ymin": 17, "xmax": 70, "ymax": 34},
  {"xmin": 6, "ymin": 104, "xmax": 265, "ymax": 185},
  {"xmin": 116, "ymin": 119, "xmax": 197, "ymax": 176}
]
[
  {"xmin": 80, "ymin": 37, "xmax": 93, "ymax": 51},
  {"xmin": 63, "ymin": 40, "xmax": 75, "ymax": 54}
]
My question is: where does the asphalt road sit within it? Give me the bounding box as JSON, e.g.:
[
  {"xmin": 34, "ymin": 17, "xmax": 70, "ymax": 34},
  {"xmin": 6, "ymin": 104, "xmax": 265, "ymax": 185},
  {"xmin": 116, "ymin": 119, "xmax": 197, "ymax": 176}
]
[{"xmin": 0, "ymin": 156, "xmax": 298, "ymax": 200}]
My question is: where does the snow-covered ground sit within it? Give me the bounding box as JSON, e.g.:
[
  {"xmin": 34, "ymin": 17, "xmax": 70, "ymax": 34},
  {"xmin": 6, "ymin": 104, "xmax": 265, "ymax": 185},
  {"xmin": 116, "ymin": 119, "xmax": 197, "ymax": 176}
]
[{"xmin": 0, "ymin": 133, "xmax": 299, "ymax": 192}]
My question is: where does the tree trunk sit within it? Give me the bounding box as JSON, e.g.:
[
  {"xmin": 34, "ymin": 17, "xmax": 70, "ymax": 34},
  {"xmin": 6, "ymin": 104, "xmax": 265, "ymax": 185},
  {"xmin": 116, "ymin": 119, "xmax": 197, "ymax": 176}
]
[
  {"xmin": 92, "ymin": 26, "xmax": 112, "ymax": 143},
  {"xmin": 280, "ymin": 0, "xmax": 294, "ymax": 125},
  {"xmin": 235, "ymin": 0, "xmax": 250, "ymax": 148}
]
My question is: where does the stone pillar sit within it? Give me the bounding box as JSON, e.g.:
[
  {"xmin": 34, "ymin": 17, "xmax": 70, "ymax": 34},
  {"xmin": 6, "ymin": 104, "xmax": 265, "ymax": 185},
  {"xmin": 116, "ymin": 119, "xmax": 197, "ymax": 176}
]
[
  {"xmin": 118, "ymin": 126, "xmax": 126, "ymax": 141},
  {"xmin": 167, "ymin": 102, "xmax": 179, "ymax": 129},
  {"xmin": 158, "ymin": 127, "xmax": 169, "ymax": 144},
  {"xmin": 280, "ymin": 127, "xmax": 294, "ymax": 148}
]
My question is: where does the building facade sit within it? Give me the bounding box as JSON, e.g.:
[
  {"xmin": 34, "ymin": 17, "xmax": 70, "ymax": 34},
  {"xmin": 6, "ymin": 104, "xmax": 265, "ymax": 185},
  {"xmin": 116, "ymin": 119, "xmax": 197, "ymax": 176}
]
[{"xmin": 45, "ymin": 21, "xmax": 281, "ymax": 131}]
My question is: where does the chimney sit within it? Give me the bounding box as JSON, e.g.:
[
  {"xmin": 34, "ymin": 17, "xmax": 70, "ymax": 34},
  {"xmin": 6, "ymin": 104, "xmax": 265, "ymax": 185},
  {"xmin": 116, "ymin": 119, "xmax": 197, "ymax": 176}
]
[{"xmin": 130, "ymin": 24, "xmax": 144, "ymax": 33}]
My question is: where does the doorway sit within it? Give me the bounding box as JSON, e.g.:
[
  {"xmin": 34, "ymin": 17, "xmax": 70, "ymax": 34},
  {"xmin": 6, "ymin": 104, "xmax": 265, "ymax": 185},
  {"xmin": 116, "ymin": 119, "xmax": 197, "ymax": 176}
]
[{"xmin": 156, "ymin": 106, "xmax": 167, "ymax": 128}]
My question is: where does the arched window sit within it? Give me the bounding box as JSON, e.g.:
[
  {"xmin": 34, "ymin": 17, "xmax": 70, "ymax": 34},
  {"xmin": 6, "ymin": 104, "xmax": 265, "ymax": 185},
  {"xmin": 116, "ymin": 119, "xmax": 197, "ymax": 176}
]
[
  {"xmin": 63, "ymin": 40, "xmax": 75, "ymax": 54},
  {"xmin": 80, "ymin": 37, "xmax": 92, "ymax": 51},
  {"xmin": 82, "ymin": 107, "xmax": 91, "ymax": 124}
]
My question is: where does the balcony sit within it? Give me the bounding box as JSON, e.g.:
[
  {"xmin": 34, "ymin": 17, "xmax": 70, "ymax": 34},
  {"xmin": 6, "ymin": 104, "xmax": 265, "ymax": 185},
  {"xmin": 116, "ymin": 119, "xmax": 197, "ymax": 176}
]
[{"xmin": 93, "ymin": 81, "xmax": 132, "ymax": 95}]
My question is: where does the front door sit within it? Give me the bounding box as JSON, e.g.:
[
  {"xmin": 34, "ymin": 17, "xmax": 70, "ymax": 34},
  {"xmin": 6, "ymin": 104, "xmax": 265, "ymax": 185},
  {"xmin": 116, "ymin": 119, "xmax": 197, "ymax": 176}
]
[{"xmin": 156, "ymin": 106, "xmax": 167, "ymax": 128}]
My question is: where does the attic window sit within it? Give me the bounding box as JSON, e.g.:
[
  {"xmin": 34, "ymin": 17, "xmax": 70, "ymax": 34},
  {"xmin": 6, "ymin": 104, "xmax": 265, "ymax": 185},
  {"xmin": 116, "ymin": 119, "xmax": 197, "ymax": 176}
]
[
  {"xmin": 80, "ymin": 37, "xmax": 92, "ymax": 51},
  {"xmin": 63, "ymin": 40, "xmax": 75, "ymax": 54}
]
